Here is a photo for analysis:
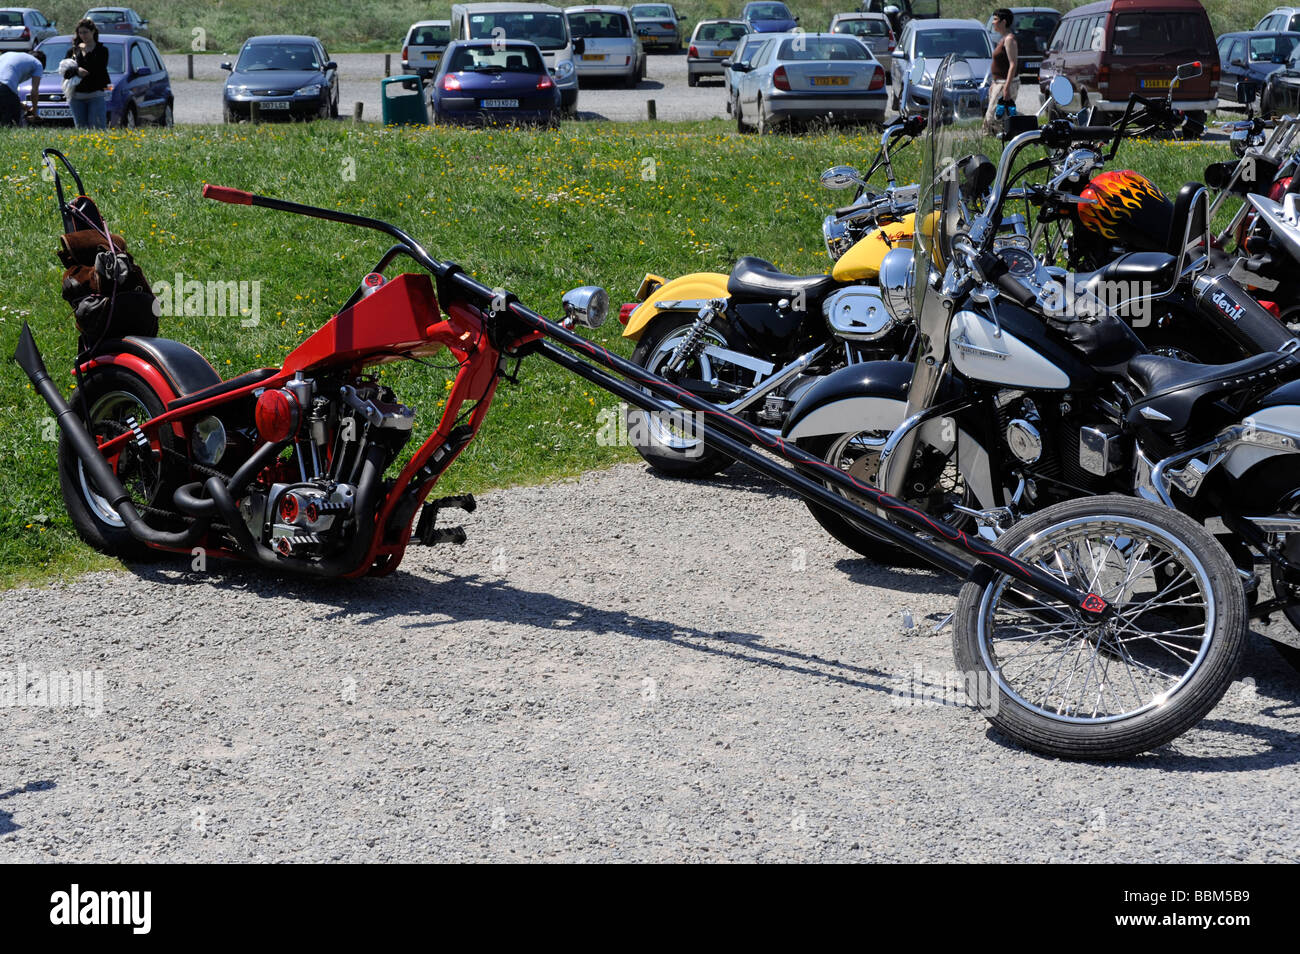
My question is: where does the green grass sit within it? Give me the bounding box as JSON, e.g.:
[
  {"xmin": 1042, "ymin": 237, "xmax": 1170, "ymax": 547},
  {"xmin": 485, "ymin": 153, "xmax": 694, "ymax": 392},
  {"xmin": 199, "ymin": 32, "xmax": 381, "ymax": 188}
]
[
  {"xmin": 28, "ymin": 0, "xmax": 1289, "ymax": 54},
  {"xmin": 0, "ymin": 120, "xmax": 1232, "ymax": 588}
]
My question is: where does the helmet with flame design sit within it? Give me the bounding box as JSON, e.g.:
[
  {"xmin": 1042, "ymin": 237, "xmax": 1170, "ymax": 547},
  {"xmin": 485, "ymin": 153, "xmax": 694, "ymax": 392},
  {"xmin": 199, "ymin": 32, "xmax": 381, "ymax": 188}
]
[{"xmin": 1075, "ymin": 170, "xmax": 1174, "ymax": 251}]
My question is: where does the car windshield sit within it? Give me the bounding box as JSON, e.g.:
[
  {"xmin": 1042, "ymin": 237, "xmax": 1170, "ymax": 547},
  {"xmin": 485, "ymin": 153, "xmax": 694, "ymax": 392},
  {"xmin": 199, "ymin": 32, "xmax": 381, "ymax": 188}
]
[
  {"xmin": 447, "ymin": 43, "xmax": 545, "ymax": 71},
  {"xmin": 567, "ymin": 12, "xmax": 631, "ymax": 38},
  {"xmin": 410, "ymin": 24, "xmax": 451, "ymax": 45},
  {"xmin": 39, "ymin": 39, "xmax": 126, "ymax": 72},
  {"xmin": 777, "ymin": 36, "xmax": 870, "ymax": 60},
  {"xmin": 696, "ymin": 22, "xmax": 747, "ymax": 42},
  {"xmin": 1112, "ymin": 12, "xmax": 1212, "ymax": 56},
  {"xmin": 467, "ymin": 12, "xmax": 569, "ymax": 50},
  {"xmin": 631, "ymin": 6, "xmax": 674, "ymax": 18},
  {"xmin": 834, "ymin": 19, "xmax": 888, "ymax": 37},
  {"xmin": 915, "ymin": 29, "xmax": 990, "ymax": 59},
  {"xmin": 1012, "ymin": 12, "xmax": 1059, "ymax": 37},
  {"xmin": 747, "ymin": 3, "xmax": 791, "ymax": 17},
  {"xmin": 0, "ymin": 11, "xmax": 25, "ymax": 25},
  {"xmin": 1251, "ymin": 35, "xmax": 1298, "ymax": 62},
  {"xmin": 236, "ymin": 43, "xmax": 321, "ymax": 71}
]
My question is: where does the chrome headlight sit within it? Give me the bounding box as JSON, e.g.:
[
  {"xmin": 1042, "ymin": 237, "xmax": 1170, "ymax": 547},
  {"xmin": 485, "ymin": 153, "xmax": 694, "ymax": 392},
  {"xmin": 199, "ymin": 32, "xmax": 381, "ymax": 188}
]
[
  {"xmin": 554, "ymin": 59, "xmax": 575, "ymax": 79},
  {"xmin": 562, "ymin": 285, "xmax": 609, "ymax": 328},
  {"xmin": 878, "ymin": 247, "xmax": 914, "ymax": 323},
  {"xmin": 296, "ymin": 84, "xmax": 322, "ymax": 97},
  {"xmin": 822, "ymin": 214, "xmax": 853, "ymax": 261}
]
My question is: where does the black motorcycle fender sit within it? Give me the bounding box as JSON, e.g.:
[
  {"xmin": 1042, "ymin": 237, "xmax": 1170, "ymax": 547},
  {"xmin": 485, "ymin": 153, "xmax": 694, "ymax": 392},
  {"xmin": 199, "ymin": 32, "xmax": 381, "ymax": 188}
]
[{"xmin": 782, "ymin": 360, "xmax": 917, "ymax": 441}]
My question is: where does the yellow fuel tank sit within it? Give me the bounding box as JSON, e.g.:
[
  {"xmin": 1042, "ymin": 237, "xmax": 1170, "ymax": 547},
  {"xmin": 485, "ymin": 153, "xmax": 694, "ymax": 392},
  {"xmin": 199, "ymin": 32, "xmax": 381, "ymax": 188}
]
[{"xmin": 831, "ymin": 215, "xmax": 918, "ymax": 283}]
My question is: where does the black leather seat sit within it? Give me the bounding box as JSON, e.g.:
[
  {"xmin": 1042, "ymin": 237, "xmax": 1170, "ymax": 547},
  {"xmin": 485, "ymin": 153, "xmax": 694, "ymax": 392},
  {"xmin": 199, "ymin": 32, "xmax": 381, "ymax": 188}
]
[
  {"xmin": 1070, "ymin": 252, "xmax": 1177, "ymax": 320},
  {"xmin": 727, "ymin": 257, "xmax": 839, "ymax": 304},
  {"xmin": 1126, "ymin": 350, "xmax": 1300, "ymax": 432},
  {"xmin": 167, "ymin": 367, "xmax": 280, "ymax": 412}
]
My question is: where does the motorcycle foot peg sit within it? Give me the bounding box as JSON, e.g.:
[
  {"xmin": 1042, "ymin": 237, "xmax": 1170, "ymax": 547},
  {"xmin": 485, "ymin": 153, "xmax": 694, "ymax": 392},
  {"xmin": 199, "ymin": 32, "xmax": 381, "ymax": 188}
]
[{"xmin": 428, "ymin": 493, "xmax": 476, "ymax": 514}]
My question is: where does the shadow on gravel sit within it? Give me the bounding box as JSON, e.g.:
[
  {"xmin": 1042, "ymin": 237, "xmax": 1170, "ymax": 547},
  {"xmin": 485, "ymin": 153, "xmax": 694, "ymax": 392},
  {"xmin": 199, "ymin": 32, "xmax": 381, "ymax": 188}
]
[{"xmin": 0, "ymin": 780, "xmax": 57, "ymax": 835}]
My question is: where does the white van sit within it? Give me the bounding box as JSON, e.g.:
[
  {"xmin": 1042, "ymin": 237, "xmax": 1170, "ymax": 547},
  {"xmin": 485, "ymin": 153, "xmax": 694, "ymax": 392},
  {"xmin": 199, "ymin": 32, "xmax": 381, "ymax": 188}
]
[{"xmin": 451, "ymin": 3, "xmax": 581, "ymax": 110}]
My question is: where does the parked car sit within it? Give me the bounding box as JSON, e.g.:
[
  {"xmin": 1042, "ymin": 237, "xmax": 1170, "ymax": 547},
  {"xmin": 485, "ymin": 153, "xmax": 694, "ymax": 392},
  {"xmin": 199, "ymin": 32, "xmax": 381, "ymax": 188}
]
[
  {"xmin": 451, "ymin": 4, "xmax": 580, "ymax": 113},
  {"xmin": 891, "ymin": 17, "xmax": 991, "ymax": 114},
  {"xmin": 742, "ymin": 1, "xmax": 798, "ymax": 34},
  {"xmin": 83, "ymin": 6, "xmax": 148, "ymax": 36},
  {"xmin": 828, "ymin": 12, "xmax": 894, "ymax": 70},
  {"xmin": 1259, "ymin": 41, "xmax": 1300, "ymax": 114},
  {"xmin": 861, "ymin": 0, "xmax": 941, "ymax": 36},
  {"xmin": 1219, "ymin": 31, "xmax": 1299, "ymax": 103},
  {"xmin": 723, "ymin": 31, "xmax": 773, "ymax": 113},
  {"xmin": 628, "ymin": 3, "xmax": 684, "ymax": 51},
  {"xmin": 984, "ymin": 6, "xmax": 1060, "ymax": 77},
  {"xmin": 687, "ymin": 18, "xmax": 746, "ymax": 86},
  {"xmin": 221, "ymin": 35, "xmax": 339, "ymax": 123},
  {"xmin": 1037, "ymin": 0, "xmax": 1219, "ymax": 124},
  {"xmin": 565, "ymin": 5, "xmax": 643, "ymax": 86},
  {"xmin": 402, "ymin": 19, "xmax": 451, "ymax": 79},
  {"xmin": 24, "ymin": 32, "xmax": 170, "ymax": 125},
  {"xmin": 732, "ymin": 32, "xmax": 887, "ymax": 133},
  {"xmin": 0, "ymin": 7, "xmax": 56, "ymax": 52},
  {"xmin": 430, "ymin": 38, "xmax": 560, "ymax": 125},
  {"xmin": 1256, "ymin": 7, "xmax": 1300, "ymax": 32}
]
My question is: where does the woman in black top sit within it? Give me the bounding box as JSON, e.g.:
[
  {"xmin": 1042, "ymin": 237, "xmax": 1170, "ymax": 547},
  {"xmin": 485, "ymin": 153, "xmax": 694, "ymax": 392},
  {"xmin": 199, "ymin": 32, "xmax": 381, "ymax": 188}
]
[
  {"xmin": 69, "ymin": 17, "xmax": 109, "ymax": 129},
  {"xmin": 983, "ymin": 7, "xmax": 1019, "ymax": 135}
]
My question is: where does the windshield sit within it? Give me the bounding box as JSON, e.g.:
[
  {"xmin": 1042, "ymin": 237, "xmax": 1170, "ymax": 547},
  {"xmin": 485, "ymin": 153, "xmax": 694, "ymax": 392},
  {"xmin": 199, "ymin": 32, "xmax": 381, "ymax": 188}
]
[
  {"xmin": 696, "ymin": 22, "xmax": 748, "ymax": 42},
  {"xmin": 410, "ymin": 24, "xmax": 451, "ymax": 45},
  {"xmin": 567, "ymin": 12, "xmax": 631, "ymax": 38},
  {"xmin": 777, "ymin": 36, "xmax": 871, "ymax": 60},
  {"xmin": 747, "ymin": 3, "xmax": 791, "ymax": 18},
  {"xmin": 631, "ymin": 5, "xmax": 673, "ymax": 17},
  {"xmin": 88, "ymin": 9, "xmax": 127, "ymax": 22},
  {"xmin": 834, "ymin": 19, "xmax": 889, "ymax": 37},
  {"xmin": 1112, "ymin": 12, "xmax": 1212, "ymax": 56},
  {"xmin": 1012, "ymin": 12, "xmax": 1059, "ymax": 37},
  {"xmin": 39, "ymin": 39, "xmax": 127, "ymax": 72},
  {"xmin": 1251, "ymin": 35, "xmax": 1298, "ymax": 62},
  {"xmin": 447, "ymin": 43, "xmax": 545, "ymax": 71},
  {"xmin": 236, "ymin": 43, "xmax": 322, "ymax": 71},
  {"xmin": 915, "ymin": 29, "xmax": 990, "ymax": 59},
  {"xmin": 0, "ymin": 11, "xmax": 24, "ymax": 25},
  {"xmin": 467, "ymin": 12, "xmax": 570, "ymax": 51}
]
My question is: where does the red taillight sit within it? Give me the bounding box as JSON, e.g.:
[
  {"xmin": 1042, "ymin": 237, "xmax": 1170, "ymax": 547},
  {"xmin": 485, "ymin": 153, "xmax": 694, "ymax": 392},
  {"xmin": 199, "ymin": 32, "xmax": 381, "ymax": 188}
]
[
  {"xmin": 1210, "ymin": 60, "xmax": 1220, "ymax": 88},
  {"xmin": 401, "ymin": 44, "xmax": 409, "ymax": 62},
  {"xmin": 442, "ymin": 74, "xmax": 462, "ymax": 91},
  {"xmin": 1098, "ymin": 63, "xmax": 1110, "ymax": 91},
  {"xmin": 888, "ymin": 40, "xmax": 895, "ymax": 51},
  {"xmin": 773, "ymin": 65, "xmax": 790, "ymax": 91},
  {"xmin": 537, "ymin": 74, "xmax": 554, "ymax": 90},
  {"xmin": 688, "ymin": 44, "xmax": 699, "ymax": 57},
  {"xmin": 868, "ymin": 66, "xmax": 884, "ymax": 91},
  {"xmin": 19, "ymin": 27, "xmax": 29, "ymax": 40},
  {"xmin": 660, "ymin": 21, "xmax": 674, "ymax": 28},
  {"xmin": 619, "ymin": 303, "xmax": 638, "ymax": 325}
]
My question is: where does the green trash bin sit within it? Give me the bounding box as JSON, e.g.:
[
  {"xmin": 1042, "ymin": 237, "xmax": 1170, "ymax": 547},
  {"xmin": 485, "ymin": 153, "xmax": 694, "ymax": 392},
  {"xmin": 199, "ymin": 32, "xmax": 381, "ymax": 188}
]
[{"xmin": 381, "ymin": 74, "xmax": 429, "ymax": 126}]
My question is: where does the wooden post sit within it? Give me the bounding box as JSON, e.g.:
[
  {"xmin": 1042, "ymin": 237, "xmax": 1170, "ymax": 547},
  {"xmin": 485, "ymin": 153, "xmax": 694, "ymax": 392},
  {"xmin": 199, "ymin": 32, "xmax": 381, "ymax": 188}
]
[
  {"xmin": 187, "ymin": 53, "xmax": 193, "ymax": 79},
  {"xmin": 352, "ymin": 101, "xmax": 364, "ymax": 123},
  {"xmin": 249, "ymin": 101, "xmax": 260, "ymax": 123},
  {"xmin": 647, "ymin": 99, "xmax": 656, "ymax": 121},
  {"xmin": 385, "ymin": 54, "xmax": 391, "ymax": 77}
]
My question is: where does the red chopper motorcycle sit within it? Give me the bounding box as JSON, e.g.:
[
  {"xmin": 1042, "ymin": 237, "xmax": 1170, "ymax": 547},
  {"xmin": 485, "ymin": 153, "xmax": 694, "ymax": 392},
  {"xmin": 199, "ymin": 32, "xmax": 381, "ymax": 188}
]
[{"xmin": 11, "ymin": 149, "xmax": 1249, "ymax": 761}]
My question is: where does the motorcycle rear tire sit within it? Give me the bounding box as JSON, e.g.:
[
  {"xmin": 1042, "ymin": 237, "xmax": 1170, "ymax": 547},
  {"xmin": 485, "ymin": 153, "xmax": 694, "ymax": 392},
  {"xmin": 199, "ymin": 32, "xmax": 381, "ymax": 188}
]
[
  {"xmin": 626, "ymin": 314, "xmax": 736, "ymax": 478},
  {"xmin": 57, "ymin": 366, "xmax": 182, "ymax": 560},
  {"xmin": 952, "ymin": 495, "xmax": 1246, "ymax": 760}
]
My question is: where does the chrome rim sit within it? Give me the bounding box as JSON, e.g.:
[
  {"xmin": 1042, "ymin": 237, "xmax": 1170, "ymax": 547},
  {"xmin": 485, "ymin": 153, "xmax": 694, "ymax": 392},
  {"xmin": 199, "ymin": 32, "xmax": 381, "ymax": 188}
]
[
  {"xmin": 77, "ymin": 390, "xmax": 161, "ymax": 527},
  {"xmin": 823, "ymin": 429, "xmax": 970, "ymax": 533},
  {"xmin": 631, "ymin": 322, "xmax": 729, "ymax": 454},
  {"xmin": 976, "ymin": 515, "xmax": 1216, "ymax": 724}
]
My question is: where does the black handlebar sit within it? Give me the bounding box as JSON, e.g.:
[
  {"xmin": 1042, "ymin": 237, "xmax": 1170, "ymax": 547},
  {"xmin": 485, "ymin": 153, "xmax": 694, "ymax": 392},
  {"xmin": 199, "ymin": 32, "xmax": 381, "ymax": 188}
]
[{"xmin": 975, "ymin": 250, "xmax": 1039, "ymax": 309}]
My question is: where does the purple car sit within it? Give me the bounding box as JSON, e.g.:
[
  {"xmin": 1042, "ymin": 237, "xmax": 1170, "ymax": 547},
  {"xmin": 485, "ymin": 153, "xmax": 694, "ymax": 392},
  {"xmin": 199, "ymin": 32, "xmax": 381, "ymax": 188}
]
[
  {"xmin": 24, "ymin": 32, "xmax": 173, "ymax": 126},
  {"xmin": 430, "ymin": 39, "xmax": 561, "ymax": 127}
]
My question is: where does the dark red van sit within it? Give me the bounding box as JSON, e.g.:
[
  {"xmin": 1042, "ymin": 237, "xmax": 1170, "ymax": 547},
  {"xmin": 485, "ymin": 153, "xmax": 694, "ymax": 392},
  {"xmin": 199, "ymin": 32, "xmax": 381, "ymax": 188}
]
[{"xmin": 1037, "ymin": 0, "xmax": 1219, "ymax": 122}]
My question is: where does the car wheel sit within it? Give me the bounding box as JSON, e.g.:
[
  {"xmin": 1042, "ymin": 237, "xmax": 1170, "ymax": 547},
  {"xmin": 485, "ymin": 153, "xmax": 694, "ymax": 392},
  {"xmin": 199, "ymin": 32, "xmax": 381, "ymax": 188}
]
[
  {"xmin": 330, "ymin": 89, "xmax": 339, "ymax": 118},
  {"xmin": 735, "ymin": 98, "xmax": 749, "ymax": 133},
  {"xmin": 158, "ymin": 100, "xmax": 173, "ymax": 127},
  {"xmin": 625, "ymin": 66, "xmax": 639, "ymax": 88},
  {"xmin": 891, "ymin": 83, "xmax": 900, "ymax": 113},
  {"xmin": 121, "ymin": 104, "xmax": 137, "ymax": 129},
  {"xmin": 687, "ymin": 71, "xmax": 697, "ymax": 87},
  {"xmin": 1262, "ymin": 88, "xmax": 1274, "ymax": 118},
  {"xmin": 756, "ymin": 95, "xmax": 769, "ymax": 135}
]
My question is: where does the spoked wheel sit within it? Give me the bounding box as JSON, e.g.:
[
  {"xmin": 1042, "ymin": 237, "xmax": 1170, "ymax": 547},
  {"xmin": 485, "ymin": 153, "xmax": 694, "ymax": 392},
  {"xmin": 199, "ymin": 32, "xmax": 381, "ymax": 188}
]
[
  {"xmin": 626, "ymin": 313, "xmax": 738, "ymax": 478},
  {"xmin": 797, "ymin": 428, "xmax": 973, "ymax": 563},
  {"xmin": 952, "ymin": 495, "xmax": 1246, "ymax": 760},
  {"xmin": 57, "ymin": 367, "xmax": 181, "ymax": 558}
]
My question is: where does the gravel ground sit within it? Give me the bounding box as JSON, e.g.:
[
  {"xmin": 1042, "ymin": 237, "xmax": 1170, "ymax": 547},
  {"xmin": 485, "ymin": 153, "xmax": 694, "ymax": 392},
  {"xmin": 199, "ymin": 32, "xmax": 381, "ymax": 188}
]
[{"xmin": 2, "ymin": 462, "xmax": 1299, "ymax": 862}]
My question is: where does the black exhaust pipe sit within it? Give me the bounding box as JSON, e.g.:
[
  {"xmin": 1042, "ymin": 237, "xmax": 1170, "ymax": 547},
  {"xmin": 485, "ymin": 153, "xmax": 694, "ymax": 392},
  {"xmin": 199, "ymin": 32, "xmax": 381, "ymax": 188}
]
[{"xmin": 12, "ymin": 321, "xmax": 209, "ymax": 548}]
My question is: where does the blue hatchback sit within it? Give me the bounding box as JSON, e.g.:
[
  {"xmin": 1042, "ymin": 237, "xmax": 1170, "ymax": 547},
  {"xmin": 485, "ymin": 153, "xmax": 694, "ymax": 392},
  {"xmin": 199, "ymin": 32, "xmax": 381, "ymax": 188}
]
[
  {"xmin": 430, "ymin": 39, "xmax": 561, "ymax": 127},
  {"xmin": 26, "ymin": 33, "xmax": 173, "ymax": 126},
  {"xmin": 743, "ymin": 1, "xmax": 799, "ymax": 33}
]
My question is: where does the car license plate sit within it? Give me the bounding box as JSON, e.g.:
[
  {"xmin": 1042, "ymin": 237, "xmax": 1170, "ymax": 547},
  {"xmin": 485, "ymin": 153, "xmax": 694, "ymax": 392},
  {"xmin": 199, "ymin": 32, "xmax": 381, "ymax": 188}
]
[
  {"xmin": 40, "ymin": 106, "xmax": 71, "ymax": 118},
  {"xmin": 1141, "ymin": 77, "xmax": 1170, "ymax": 89},
  {"xmin": 261, "ymin": 101, "xmax": 290, "ymax": 110},
  {"xmin": 481, "ymin": 99, "xmax": 519, "ymax": 108},
  {"xmin": 813, "ymin": 76, "xmax": 849, "ymax": 86},
  {"xmin": 582, "ymin": 53, "xmax": 605, "ymax": 60},
  {"xmin": 715, "ymin": 49, "xmax": 732, "ymax": 56},
  {"xmin": 424, "ymin": 52, "xmax": 439, "ymax": 61}
]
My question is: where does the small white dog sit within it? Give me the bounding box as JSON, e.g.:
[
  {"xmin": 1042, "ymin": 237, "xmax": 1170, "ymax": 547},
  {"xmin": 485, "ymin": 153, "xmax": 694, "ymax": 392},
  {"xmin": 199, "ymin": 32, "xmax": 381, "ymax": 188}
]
[{"xmin": 58, "ymin": 57, "xmax": 81, "ymax": 102}]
